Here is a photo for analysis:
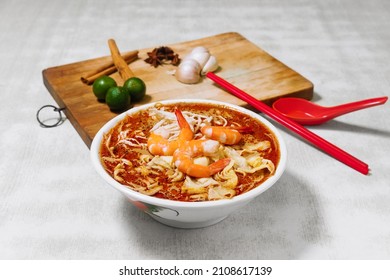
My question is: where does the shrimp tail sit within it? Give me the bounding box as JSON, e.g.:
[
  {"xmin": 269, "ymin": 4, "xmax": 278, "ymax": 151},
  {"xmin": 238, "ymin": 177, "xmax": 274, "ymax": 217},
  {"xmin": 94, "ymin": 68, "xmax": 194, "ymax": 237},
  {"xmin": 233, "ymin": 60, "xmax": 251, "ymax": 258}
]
[
  {"xmin": 175, "ymin": 155, "xmax": 231, "ymax": 178},
  {"xmin": 175, "ymin": 109, "xmax": 191, "ymax": 130},
  {"xmin": 208, "ymin": 158, "xmax": 231, "ymax": 176},
  {"xmin": 232, "ymin": 126, "xmax": 253, "ymax": 134}
]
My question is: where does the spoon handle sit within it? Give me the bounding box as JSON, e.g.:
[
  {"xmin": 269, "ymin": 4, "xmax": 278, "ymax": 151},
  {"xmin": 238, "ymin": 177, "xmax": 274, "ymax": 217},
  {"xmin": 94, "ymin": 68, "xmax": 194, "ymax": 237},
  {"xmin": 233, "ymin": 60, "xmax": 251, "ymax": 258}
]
[{"xmin": 328, "ymin": 96, "xmax": 388, "ymax": 118}]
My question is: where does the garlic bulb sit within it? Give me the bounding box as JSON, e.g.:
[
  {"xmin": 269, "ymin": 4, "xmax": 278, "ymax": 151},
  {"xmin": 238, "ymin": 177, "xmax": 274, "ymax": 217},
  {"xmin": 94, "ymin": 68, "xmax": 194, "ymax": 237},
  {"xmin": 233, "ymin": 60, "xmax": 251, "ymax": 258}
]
[
  {"xmin": 201, "ymin": 55, "xmax": 218, "ymax": 75},
  {"xmin": 191, "ymin": 46, "xmax": 209, "ymax": 54},
  {"xmin": 175, "ymin": 58, "xmax": 202, "ymax": 84},
  {"xmin": 175, "ymin": 46, "xmax": 219, "ymax": 84},
  {"xmin": 190, "ymin": 51, "xmax": 210, "ymax": 69}
]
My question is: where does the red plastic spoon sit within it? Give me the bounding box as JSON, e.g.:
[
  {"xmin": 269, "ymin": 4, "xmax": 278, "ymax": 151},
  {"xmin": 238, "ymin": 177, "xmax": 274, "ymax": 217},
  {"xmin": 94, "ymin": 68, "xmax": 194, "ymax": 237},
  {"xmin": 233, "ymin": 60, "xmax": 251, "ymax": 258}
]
[{"xmin": 272, "ymin": 96, "xmax": 388, "ymax": 125}]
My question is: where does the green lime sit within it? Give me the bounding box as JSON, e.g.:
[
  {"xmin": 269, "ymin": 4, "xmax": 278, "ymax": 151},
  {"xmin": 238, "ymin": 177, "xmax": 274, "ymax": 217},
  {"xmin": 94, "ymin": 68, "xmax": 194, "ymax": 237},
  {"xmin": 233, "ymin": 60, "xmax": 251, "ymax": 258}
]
[
  {"xmin": 105, "ymin": 86, "xmax": 131, "ymax": 111},
  {"xmin": 92, "ymin": 76, "xmax": 117, "ymax": 100},
  {"xmin": 123, "ymin": 77, "xmax": 146, "ymax": 102}
]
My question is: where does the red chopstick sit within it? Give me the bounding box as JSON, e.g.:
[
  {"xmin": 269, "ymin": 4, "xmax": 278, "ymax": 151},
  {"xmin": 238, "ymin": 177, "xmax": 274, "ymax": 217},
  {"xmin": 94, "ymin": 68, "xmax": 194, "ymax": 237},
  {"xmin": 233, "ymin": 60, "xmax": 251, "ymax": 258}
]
[{"xmin": 206, "ymin": 72, "xmax": 369, "ymax": 175}]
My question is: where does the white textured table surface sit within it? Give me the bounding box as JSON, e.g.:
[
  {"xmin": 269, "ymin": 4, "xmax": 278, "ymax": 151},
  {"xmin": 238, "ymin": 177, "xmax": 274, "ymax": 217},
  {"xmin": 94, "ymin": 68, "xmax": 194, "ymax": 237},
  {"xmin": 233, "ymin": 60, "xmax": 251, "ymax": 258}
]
[{"xmin": 1, "ymin": 0, "xmax": 389, "ymax": 259}]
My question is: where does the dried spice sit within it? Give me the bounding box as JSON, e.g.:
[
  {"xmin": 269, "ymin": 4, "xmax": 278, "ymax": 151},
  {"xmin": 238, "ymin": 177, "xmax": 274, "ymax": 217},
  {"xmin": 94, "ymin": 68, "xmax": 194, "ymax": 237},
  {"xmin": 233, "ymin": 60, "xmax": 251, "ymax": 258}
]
[{"xmin": 144, "ymin": 46, "xmax": 181, "ymax": 68}]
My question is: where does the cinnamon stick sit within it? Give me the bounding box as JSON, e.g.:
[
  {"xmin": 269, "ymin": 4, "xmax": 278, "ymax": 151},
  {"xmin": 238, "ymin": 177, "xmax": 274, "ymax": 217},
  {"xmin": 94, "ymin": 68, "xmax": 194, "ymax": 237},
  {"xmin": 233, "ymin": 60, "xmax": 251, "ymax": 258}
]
[
  {"xmin": 81, "ymin": 50, "xmax": 138, "ymax": 85},
  {"xmin": 108, "ymin": 39, "xmax": 135, "ymax": 81}
]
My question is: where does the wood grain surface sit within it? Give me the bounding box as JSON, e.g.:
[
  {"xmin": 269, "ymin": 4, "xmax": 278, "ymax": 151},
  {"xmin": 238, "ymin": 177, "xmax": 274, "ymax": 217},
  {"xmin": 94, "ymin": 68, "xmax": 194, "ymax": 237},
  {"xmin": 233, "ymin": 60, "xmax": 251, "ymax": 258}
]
[{"xmin": 42, "ymin": 32, "xmax": 313, "ymax": 148}]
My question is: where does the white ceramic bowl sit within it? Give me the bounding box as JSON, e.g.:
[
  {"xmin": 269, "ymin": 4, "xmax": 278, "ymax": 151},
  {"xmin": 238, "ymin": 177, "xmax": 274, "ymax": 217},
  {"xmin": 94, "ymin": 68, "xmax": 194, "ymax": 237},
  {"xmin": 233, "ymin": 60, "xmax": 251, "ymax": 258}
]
[{"xmin": 91, "ymin": 99, "xmax": 287, "ymax": 228}]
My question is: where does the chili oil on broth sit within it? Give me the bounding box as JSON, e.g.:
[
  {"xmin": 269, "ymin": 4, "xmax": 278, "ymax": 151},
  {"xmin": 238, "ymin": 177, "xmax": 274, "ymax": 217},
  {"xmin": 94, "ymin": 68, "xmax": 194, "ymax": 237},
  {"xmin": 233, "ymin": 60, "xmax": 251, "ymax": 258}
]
[{"xmin": 99, "ymin": 103, "xmax": 280, "ymax": 202}]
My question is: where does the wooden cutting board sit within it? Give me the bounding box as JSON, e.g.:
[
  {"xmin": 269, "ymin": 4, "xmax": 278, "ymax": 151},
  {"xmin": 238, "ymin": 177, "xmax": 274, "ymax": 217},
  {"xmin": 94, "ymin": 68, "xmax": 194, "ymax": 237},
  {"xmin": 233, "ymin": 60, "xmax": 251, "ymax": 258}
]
[{"xmin": 42, "ymin": 32, "xmax": 313, "ymax": 148}]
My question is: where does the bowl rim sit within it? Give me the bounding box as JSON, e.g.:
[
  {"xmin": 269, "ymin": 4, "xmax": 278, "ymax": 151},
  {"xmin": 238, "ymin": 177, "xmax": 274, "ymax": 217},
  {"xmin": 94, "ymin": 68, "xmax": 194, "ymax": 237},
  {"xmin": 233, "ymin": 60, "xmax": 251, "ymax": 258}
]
[{"xmin": 90, "ymin": 99, "xmax": 287, "ymax": 209}]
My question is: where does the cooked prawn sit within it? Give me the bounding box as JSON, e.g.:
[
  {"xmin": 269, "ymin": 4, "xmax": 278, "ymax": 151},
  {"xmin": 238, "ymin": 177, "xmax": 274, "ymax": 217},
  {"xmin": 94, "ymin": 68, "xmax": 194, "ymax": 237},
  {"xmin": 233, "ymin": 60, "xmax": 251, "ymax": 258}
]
[
  {"xmin": 173, "ymin": 139, "xmax": 231, "ymax": 178},
  {"xmin": 147, "ymin": 109, "xmax": 193, "ymax": 156},
  {"xmin": 201, "ymin": 125, "xmax": 253, "ymax": 145},
  {"xmin": 149, "ymin": 109, "xmax": 231, "ymax": 177}
]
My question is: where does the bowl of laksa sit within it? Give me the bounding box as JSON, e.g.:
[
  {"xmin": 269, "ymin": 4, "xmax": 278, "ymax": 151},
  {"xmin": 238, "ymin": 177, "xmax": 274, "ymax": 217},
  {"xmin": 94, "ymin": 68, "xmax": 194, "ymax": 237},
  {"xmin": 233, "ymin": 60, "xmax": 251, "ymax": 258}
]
[{"xmin": 91, "ymin": 99, "xmax": 287, "ymax": 228}]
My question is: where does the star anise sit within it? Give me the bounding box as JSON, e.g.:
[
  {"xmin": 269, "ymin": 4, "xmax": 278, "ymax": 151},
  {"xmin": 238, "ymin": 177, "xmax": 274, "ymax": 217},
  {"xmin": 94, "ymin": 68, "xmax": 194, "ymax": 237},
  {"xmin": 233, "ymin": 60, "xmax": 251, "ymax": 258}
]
[{"xmin": 144, "ymin": 46, "xmax": 181, "ymax": 68}]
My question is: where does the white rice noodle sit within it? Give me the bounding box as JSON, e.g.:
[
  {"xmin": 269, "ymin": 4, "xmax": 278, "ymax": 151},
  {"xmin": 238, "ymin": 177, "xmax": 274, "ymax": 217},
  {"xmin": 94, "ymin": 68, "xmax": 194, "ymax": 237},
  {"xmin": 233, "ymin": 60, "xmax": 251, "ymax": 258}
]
[
  {"xmin": 167, "ymin": 169, "xmax": 185, "ymax": 182},
  {"xmin": 213, "ymin": 160, "xmax": 238, "ymax": 189},
  {"xmin": 127, "ymin": 180, "xmax": 162, "ymax": 196},
  {"xmin": 182, "ymin": 177, "xmax": 219, "ymax": 194},
  {"xmin": 104, "ymin": 134, "xmax": 115, "ymax": 157},
  {"xmin": 117, "ymin": 138, "xmax": 144, "ymax": 148},
  {"xmin": 101, "ymin": 157, "xmax": 132, "ymax": 166},
  {"xmin": 189, "ymin": 193, "xmax": 208, "ymax": 201},
  {"xmin": 147, "ymin": 156, "xmax": 174, "ymax": 171},
  {"xmin": 243, "ymin": 140, "xmax": 271, "ymax": 152},
  {"xmin": 113, "ymin": 163, "xmax": 126, "ymax": 182},
  {"xmin": 208, "ymin": 186, "xmax": 236, "ymax": 200},
  {"xmin": 223, "ymin": 146, "xmax": 275, "ymax": 175}
]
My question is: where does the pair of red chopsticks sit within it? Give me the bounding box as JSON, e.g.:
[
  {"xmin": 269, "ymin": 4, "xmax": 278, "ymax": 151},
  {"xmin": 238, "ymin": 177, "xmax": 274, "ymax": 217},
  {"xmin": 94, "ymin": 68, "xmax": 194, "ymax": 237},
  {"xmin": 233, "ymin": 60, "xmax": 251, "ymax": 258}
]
[{"xmin": 206, "ymin": 72, "xmax": 369, "ymax": 175}]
